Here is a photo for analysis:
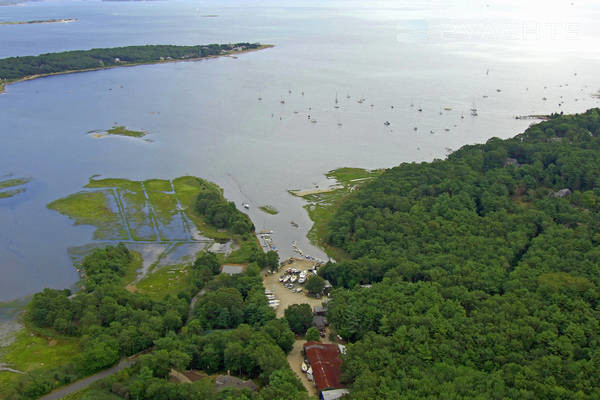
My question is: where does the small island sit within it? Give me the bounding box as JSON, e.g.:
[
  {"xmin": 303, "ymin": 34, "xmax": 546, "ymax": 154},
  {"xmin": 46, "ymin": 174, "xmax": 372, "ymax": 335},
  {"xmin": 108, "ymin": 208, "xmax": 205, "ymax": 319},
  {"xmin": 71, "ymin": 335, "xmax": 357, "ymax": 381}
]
[
  {"xmin": 0, "ymin": 42, "xmax": 273, "ymax": 93},
  {"xmin": 0, "ymin": 176, "xmax": 30, "ymax": 199},
  {"xmin": 106, "ymin": 125, "xmax": 145, "ymax": 138},
  {"xmin": 0, "ymin": 18, "xmax": 77, "ymax": 25},
  {"xmin": 89, "ymin": 125, "xmax": 148, "ymax": 139},
  {"xmin": 259, "ymin": 205, "xmax": 279, "ymax": 215}
]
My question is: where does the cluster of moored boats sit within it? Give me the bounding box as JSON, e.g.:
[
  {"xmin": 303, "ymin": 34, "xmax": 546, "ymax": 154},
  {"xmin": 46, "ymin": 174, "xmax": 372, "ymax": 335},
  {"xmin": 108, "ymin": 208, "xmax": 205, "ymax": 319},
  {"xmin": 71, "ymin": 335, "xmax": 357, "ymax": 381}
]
[
  {"xmin": 265, "ymin": 289, "xmax": 279, "ymax": 309},
  {"xmin": 279, "ymin": 266, "xmax": 318, "ymax": 293}
]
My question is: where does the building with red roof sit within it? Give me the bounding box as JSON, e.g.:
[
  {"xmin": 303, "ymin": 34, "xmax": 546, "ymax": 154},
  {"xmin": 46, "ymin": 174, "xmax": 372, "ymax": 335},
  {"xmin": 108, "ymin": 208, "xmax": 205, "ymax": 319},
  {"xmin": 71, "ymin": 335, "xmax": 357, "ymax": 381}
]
[{"xmin": 303, "ymin": 341, "xmax": 345, "ymax": 394}]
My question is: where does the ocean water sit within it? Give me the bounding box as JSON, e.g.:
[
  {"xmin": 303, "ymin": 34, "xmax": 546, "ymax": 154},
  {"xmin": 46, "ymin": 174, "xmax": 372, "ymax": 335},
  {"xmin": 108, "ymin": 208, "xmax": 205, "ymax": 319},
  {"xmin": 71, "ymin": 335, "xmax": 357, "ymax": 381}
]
[{"xmin": 1, "ymin": 0, "xmax": 600, "ymax": 301}]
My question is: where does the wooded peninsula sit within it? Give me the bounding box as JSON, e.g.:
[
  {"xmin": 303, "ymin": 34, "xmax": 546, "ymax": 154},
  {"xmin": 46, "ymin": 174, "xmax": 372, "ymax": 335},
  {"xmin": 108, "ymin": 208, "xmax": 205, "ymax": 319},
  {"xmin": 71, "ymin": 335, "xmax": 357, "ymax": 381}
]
[
  {"xmin": 0, "ymin": 18, "xmax": 77, "ymax": 25},
  {"xmin": 0, "ymin": 43, "xmax": 271, "ymax": 93}
]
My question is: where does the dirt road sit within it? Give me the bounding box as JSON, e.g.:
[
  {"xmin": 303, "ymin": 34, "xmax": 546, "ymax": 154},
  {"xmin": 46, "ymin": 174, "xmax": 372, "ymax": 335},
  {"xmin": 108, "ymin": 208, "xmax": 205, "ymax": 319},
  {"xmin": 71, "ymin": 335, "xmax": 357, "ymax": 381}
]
[{"xmin": 262, "ymin": 258, "xmax": 330, "ymax": 397}]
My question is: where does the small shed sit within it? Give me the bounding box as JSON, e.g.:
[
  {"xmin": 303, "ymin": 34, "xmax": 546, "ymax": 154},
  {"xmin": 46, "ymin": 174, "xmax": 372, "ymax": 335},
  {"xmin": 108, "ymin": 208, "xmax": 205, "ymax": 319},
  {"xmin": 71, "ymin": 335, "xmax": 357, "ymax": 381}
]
[{"xmin": 220, "ymin": 264, "xmax": 247, "ymax": 275}]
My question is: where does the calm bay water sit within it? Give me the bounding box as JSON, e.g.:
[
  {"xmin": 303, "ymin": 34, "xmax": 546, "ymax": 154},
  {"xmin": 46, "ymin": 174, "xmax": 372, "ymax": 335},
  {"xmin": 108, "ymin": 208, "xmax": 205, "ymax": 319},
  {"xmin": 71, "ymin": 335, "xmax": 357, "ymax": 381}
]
[{"xmin": 1, "ymin": 0, "xmax": 600, "ymax": 301}]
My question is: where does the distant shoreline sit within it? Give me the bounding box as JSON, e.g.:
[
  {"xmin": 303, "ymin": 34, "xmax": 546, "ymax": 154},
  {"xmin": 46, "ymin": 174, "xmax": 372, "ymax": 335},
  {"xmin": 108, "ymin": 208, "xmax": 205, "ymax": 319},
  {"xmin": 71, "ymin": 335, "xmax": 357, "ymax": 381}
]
[
  {"xmin": 0, "ymin": 44, "xmax": 274, "ymax": 94},
  {"xmin": 0, "ymin": 18, "xmax": 77, "ymax": 25}
]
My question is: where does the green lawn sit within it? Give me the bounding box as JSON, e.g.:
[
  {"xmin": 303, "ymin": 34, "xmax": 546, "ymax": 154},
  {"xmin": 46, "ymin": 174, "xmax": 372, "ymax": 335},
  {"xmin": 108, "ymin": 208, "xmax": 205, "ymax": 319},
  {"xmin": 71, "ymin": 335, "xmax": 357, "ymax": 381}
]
[{"xmin": 0, "ymin": 329, "xmax": 80, "ymax": 373}]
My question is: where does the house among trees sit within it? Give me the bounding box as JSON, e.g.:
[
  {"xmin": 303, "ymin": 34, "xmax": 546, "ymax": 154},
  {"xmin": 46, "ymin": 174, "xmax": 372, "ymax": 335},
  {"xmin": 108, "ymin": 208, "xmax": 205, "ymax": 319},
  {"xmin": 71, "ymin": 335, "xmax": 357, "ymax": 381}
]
[
  {"xmin": 303, "ymin": 341, "xmax": 346, "ymax": 398},
  {"xmin": 503, "ymin": 157, "xmax": 521, "ymax": 167},
  {"xmin": 323, "ymin": 279, "xmax": 333, "ymax": 295},
  {"xmin": 220, "ymin": 263, "xmax": 247, "ymax": 275},
  {"xmin": 550, "ymin": 188, "xmax": 572, "ymax": 198}
]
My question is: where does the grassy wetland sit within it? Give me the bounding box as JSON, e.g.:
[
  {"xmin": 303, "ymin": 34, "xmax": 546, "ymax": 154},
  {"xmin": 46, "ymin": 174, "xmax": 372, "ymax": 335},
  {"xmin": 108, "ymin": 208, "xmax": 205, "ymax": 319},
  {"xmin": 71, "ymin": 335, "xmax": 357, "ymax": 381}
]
[{"xmin": 290, "ymin": 167, "xmax": 383, "ymax": 261}]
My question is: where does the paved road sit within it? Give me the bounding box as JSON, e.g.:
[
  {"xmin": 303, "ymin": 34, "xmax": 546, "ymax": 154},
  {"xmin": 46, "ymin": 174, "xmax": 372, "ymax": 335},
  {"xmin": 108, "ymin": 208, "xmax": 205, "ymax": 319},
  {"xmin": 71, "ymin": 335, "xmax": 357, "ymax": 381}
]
[{"xmin": 38, "ymin": 358, "xmax": 136, "ymax": 400}]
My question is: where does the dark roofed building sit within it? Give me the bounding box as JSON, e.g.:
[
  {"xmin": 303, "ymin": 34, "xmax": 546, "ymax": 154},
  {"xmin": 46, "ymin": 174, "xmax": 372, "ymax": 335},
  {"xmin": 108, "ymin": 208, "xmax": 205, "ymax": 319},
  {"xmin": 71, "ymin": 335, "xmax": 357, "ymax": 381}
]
[
  {"xmin": 304, "ymin": 341, "xmax": 344, "ymax": 393},
  {"xmin": 314, "ymin": 305, "xmax": 328, "ymax": 316},
  {"xmin": 215, "ymin": 374, "xmax": 257, "ymax": 392},
  {"xmin": 313, "ymin": 315, "xmax": 328, "ymax": 330}
]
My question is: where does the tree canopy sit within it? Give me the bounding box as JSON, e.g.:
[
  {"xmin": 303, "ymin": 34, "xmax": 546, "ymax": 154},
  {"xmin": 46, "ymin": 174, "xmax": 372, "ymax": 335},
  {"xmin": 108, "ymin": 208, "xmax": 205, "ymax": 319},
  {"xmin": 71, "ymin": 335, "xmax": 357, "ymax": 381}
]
[
  {"xmin": 318, "ymin": 109, "xmax": 600, "ymax": 399},
  {"xmin": 284, "ymin": 303, "xmax": 314, "ymax": 334}
]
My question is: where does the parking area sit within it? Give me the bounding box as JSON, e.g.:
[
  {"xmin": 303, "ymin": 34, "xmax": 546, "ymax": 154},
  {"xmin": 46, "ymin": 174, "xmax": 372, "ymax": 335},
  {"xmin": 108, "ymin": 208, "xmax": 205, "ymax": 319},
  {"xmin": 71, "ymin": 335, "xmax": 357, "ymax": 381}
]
[{"xmin": 262, "ymin": 258, "xmax": 327, "ymax": 318}]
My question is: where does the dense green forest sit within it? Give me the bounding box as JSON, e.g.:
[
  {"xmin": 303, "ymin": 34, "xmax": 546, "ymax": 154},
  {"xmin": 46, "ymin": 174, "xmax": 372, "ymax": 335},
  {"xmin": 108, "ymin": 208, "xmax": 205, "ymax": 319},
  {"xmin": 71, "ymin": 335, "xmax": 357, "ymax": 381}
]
[
  {"xmin": 317, "ymin": 109, "xmax": 600, "ymax": 399},
  {"xmin": 0, "ymin": 43, "xmax": 261, "ymax": 81}
]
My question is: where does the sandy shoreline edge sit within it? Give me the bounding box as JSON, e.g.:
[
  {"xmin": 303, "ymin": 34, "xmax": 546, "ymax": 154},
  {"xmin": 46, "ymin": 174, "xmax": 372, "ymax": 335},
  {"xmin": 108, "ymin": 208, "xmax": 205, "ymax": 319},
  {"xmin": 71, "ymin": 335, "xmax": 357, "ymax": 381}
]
[{"xmin": 0, "ymin": 44, "xmax": 274, "ymax": 94}]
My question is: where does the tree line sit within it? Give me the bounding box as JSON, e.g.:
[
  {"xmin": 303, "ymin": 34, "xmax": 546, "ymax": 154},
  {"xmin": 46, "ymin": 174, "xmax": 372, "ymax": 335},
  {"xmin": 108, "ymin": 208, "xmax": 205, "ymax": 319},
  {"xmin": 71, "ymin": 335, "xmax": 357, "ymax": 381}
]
[{"xmin": 0, "ymin": 43, "xmax": 260, "ymax": 81}]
